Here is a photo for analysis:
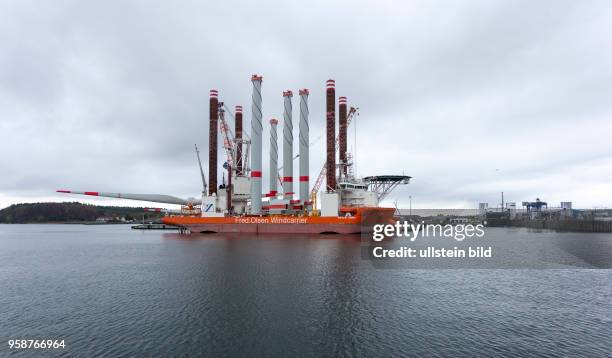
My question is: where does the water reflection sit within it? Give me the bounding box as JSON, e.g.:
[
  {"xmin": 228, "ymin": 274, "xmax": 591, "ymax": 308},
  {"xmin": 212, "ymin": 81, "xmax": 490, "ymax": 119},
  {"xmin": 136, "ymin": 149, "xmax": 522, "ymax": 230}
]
[{"xmin": 1, "ymin": 225, "xmax": 610, "ymax": 356}]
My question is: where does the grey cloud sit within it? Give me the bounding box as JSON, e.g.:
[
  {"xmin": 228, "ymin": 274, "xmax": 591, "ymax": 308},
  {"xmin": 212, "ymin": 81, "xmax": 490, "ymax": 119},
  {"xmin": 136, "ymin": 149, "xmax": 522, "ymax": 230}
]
[{"xmin": 1, "ymin": 0, "xmax": 611, "ymax": 209}]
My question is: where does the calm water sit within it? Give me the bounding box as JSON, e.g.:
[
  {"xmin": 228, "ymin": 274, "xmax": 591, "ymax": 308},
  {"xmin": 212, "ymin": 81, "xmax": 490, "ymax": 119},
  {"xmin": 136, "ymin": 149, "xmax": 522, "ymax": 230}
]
[{"xmin": 0, "ymin": 225, "xmax": 610, "ymax": 357}]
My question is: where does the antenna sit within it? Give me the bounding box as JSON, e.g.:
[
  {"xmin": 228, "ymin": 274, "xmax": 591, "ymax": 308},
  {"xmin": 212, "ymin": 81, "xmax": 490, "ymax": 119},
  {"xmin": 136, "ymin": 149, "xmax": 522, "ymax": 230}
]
[{"xmin": 195, "ymin": 144, "xmax": 207, "ymax": 195}]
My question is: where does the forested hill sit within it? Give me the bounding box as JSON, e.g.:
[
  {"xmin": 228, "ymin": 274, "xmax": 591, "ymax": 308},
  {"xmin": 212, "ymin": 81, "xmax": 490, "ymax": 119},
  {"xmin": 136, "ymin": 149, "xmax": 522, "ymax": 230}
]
[{"xmin": 0, "ymin": 202, "xmax": 162, "ymax": 223}]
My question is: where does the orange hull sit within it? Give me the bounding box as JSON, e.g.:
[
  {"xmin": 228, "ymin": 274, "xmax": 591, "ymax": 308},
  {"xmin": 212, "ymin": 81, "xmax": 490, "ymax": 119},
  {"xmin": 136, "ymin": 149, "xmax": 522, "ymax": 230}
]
[{"xmin": 162, "ymin": 207, "xmax": 395, "ymax": 234}]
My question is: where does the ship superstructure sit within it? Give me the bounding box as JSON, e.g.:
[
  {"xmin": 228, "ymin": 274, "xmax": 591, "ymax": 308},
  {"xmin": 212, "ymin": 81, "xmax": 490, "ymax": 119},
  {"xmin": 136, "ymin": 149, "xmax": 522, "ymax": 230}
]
[{"xmin": 58, "ymin": 76, "xmax": 410, "ymax": 234}]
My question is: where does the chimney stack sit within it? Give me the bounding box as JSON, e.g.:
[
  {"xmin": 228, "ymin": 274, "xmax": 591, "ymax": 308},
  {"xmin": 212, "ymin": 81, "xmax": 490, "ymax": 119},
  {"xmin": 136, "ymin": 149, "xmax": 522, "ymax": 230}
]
[
  {"xmin": 209, "ymin": 89, "xmax": 218, "ymax": 196},
  {"xmin": 250, "ymin": 75, "xmax": 263, "ymax": 214},
  {"xmin": 326, "ymin": 80, "xmax": 336, "ymax": 191},
  {"xmin": 282, "ymin": 90, "xmax": 294, "ymax": 200},
  {"xmin": 235, "ymin": 105, "xmax": 243, "ymax": 175},
  {"xmin": 269, "ymin": 118, "xmax": 279, "ymax": 197},
  {"xmin": 339, "ymin": 96, "xmax": 348, "ymax": 177},
  {"xmin": 299, "ymin": 89, "xmax": 310, "ymax": 206}
]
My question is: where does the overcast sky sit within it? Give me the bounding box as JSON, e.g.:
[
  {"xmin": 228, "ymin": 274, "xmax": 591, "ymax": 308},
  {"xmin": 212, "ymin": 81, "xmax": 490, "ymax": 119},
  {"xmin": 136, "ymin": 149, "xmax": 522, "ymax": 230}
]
[{"xmin": 1, "ymin": 0, "xmax": 611, "ymax": 210}]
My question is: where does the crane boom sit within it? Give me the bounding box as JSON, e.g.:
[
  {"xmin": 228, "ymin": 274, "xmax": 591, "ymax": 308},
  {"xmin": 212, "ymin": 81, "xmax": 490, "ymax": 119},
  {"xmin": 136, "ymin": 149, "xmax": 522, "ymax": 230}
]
[
  {"xmin": 218, "ymin": 106, "xmax": 234, "ymax": 167},
  {"xmin": 195, "ymin": 144, "xmax": 207, "ymax": 194}
]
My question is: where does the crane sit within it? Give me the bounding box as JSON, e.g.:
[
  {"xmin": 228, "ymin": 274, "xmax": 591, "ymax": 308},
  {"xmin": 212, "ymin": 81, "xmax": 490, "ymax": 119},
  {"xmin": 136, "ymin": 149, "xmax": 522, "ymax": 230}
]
[
  {"xmin": 218, "ymin": 105, "xmax": 234, "ymax": 168},
  {"xmin": 195, "ymin": 144, "xmax": 207, "ymax": 195},
  {"xmin": 218, "ymin": 103, "xmax": 251, "ymax": 176},
  {"xmin": 310, "ymin": 106, "xmax": 358, "ymax": 210}
]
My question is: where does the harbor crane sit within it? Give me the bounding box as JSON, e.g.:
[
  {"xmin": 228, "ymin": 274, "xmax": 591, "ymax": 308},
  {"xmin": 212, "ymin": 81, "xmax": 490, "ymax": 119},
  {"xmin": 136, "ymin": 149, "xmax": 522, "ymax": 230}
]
[{"xmin": 310, "ymin": 106, "xmax": 358, "ymax": 209}]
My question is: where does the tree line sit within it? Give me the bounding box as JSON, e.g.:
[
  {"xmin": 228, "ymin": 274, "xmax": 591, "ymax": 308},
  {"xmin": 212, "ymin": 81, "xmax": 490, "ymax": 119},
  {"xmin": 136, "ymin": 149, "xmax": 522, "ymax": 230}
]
[{"xmin": 0, "ymin": 202, "xmax": 163, "ymax": 223}]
